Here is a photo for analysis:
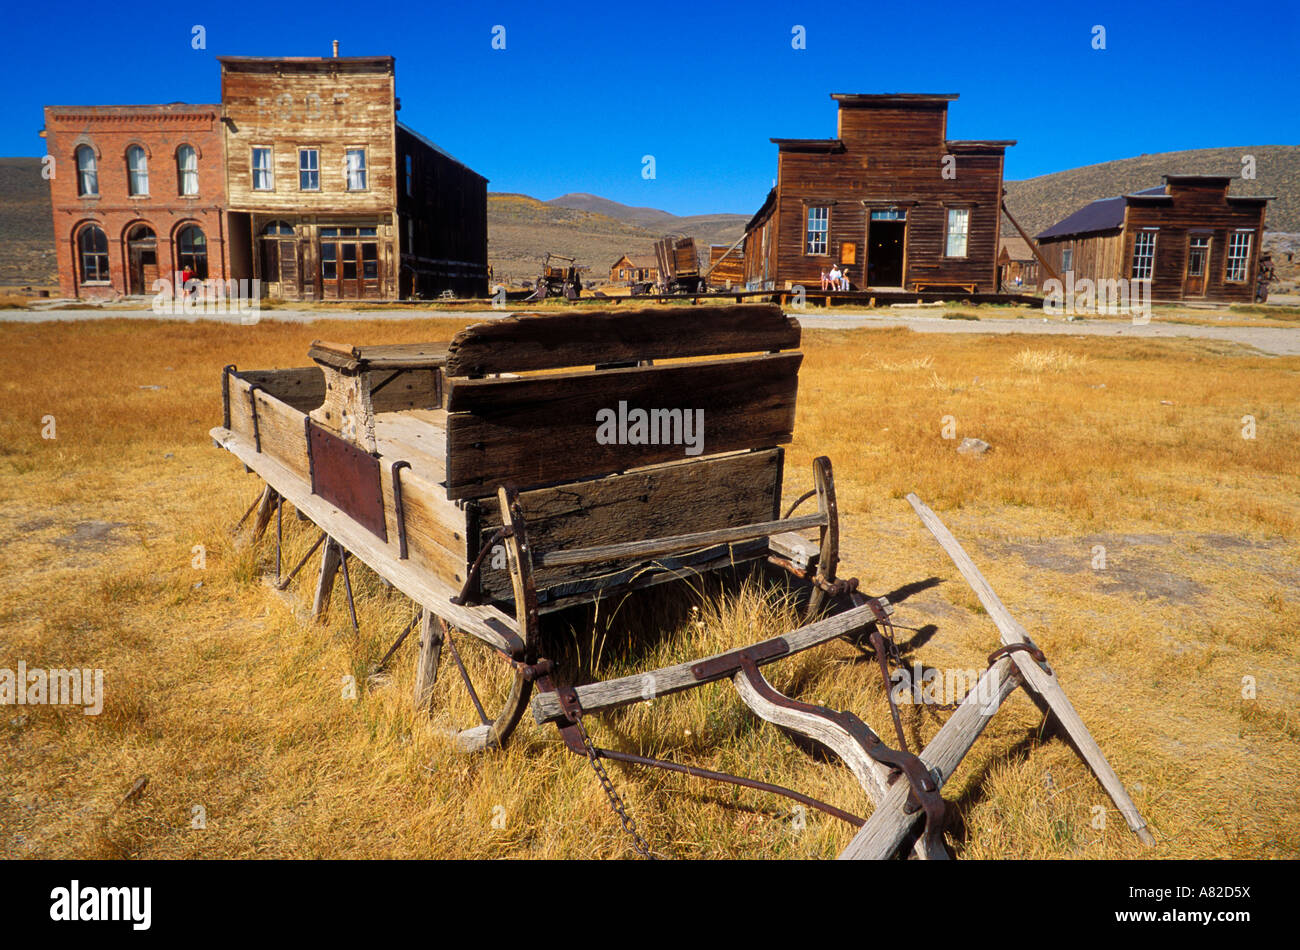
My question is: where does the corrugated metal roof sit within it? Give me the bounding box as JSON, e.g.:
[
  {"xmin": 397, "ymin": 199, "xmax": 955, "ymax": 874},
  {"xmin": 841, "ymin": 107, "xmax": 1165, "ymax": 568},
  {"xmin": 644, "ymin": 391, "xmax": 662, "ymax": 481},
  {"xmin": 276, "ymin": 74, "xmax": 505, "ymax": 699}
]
[{"xmin": 1036, "ymin": 187, "xmax": 1165, "ymax": 240}]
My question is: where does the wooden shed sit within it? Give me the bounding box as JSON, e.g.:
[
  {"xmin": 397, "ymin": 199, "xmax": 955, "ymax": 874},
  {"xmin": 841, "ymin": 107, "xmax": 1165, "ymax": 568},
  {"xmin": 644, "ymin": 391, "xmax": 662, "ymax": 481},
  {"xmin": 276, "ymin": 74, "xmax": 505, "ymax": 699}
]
[
  {"xmin": 609, "ymin": 254, "xmax": 658, "ymax": 284},
  {"xmin": 1034, "ymin": 176, "xmax": 1270, "ymax": 302},
  {"xmin": 997, "ymin": 233, "xmax": 1039, "ymax": 289},
  {"xmin": 742, "ymin": 94, "xmax": 1014, "ymax": 294}
]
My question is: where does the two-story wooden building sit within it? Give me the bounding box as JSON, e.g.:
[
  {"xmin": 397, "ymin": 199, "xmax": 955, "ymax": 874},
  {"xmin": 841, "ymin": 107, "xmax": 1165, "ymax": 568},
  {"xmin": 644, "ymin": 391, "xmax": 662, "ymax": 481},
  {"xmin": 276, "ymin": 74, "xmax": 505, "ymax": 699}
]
[
  {"xmin": 1034, "ymin": 176, "xmax": 1270, "ymax": 302},
  {"xmin": 742, "ymin": 94, "xmax": 1014, "ymax": 293},
  {"xmin": 219, "ymin": 55, "xmax": 488, "ymax": 300},
  {"xmin": 42, "ymin": 103, "xmax": 228, "ymax": 299}
]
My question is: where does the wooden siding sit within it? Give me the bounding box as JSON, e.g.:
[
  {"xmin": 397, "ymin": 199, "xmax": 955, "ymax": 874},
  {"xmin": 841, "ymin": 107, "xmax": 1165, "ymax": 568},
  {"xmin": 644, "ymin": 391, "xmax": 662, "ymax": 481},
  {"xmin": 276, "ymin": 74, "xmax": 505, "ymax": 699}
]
[
  {"xmin": 395, "ymin": 125, "xmax": 488, "ymax": 298},
  {"xmin": 221, "ymin": 57, "xmax": 400, "ymax": 299},
  {"xmin": 747, "ymin": 96, "xmax": 1010, "ymax": 292},
  {"xmin": 1038, "ymin": 178, "xmax": 1268, "ymax": 302}
]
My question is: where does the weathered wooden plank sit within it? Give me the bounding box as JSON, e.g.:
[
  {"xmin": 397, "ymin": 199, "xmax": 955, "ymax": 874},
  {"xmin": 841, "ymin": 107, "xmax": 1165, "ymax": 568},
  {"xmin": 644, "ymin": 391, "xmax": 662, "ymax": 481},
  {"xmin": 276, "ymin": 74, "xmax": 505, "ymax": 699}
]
[
  {"xmin": 534, "ymin": 512, "xmax": 826, "ymax": 569},
  {"xmin": 837, "ymin": 655, "xmax": 1022, "ymax": 859},
  {"xmin": 412, "ymin": 609, "xmax": 443, "ymax": 713},
  {"xmin": 444, "ymin": 353, "xmax": 801, "ymax": 499},
  {"xmin": 227, "ymin": 374, "xmax": 468, "ymax": 582},
  {"xmin": 211, "ymin": 425, "xmax": 518, "ymax": 654},
  {"xmin": 443, "ymin": 305, "xmax": 800, "ymax": 376},
  {"xmin": 905, "ymin": 493, "xmax": 1155, "ymax": 846},
  {"xmin": 530, "ymin": 601, "xmax": 878, "ymax": 724},
  {"xmin": 477, "ymin": 449, "xmax": 784, "ymax": 600},
  {"xmin": 236, "ymin": 367, "xmax": 325, "ymax": 413},
  {"xmin": 312, "ymin": 537, "xmax": 342, "ymax": 621}
]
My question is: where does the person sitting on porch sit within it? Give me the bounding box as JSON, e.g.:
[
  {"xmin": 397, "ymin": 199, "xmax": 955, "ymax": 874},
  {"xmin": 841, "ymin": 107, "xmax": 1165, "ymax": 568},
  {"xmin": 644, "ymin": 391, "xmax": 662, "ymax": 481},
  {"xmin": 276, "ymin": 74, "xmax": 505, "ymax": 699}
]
[
  {"xmin": 828, "ymin": 265, "xmax": 841, "ymax": 291},
  {"xmin": 820, "ymin": 269, "xmax": 830, "ymax": 290}
]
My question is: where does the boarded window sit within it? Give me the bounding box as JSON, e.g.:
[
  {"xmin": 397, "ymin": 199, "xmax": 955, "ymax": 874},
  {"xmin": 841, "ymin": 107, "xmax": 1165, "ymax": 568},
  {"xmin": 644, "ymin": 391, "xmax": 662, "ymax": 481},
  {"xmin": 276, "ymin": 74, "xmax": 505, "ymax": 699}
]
[
  {"xmin": 1131, "ymin": 231, "xmax": 1156, "ymax": 280},
  {"xmin": 945, "ymin": 208, "xmax": 969, "ymax": 257},
  {"xmin": 75, "ymin": 145, "xmax": 98, "ymax": 197},
  {"xmin": 841, "ymin": 242, "xmax": 857, "ymax": 264},
  {"xmin": 177, "ymin": 145, "xmax": 198, "ymax": 196},
  {"xmin": 299, "ymin": 149, "xmax": 320, "ymax": 190},
  {"xmin": 805, "ymin": 206, "xmax": 829, "ymax": 255},
  {"xmin": 252, "ymin": 147, "xmax": 273, "ymax": 190},
  {"xmin": 127, "ymin": 145, "xmax": 149, "ymax": 196},
  {"xmin": 346, "ymin": 149, "xmax": 368, "ymax": 191},
  {"xmin": 1226, "ymin": 231, "xmax": 1252, "ymax": 282}
]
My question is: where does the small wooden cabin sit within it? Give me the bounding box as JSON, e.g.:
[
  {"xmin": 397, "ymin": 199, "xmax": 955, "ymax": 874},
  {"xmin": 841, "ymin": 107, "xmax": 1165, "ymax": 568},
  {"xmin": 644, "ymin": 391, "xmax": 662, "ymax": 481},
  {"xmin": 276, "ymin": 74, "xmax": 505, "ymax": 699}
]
[
  {"xmin": 1034, "ymin": 176, "xmax": 1270, "ymax": 302},
  {"xmin": 997, "ymin": 233, "xmax": 1039, "ymax": 289},
  {"xmin": 609, "ymin": 254, "xmax": 658, "ymax": 283},
  {"xmin": 742, "ymin": 94, "xmax": 1014, "ymax": 293}
]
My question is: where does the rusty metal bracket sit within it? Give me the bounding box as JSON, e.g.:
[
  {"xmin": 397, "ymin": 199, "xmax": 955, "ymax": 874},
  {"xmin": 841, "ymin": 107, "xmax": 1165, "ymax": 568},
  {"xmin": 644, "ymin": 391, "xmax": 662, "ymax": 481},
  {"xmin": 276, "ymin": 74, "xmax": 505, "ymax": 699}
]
[
  {"xmin": 247, "ymin": 384, "xmax": 264, "ymax": 453},
  {"xmin": 987, "ymin": 640, "xmax": 1051, "ymax": 675},
  {"xmin": 390, "ymin": 460, "xmax": 411, "ymax": 559},
  {"xmin": 222, "ymin": 364, "xmax": 237, "ymax": 430},
  {"xmin": 691, "ymin": 638, "xmax": 790, "ymax": 680},
  {"xmin": 450, "ymin": 525, "xmax": 513, "ymax": 607}
]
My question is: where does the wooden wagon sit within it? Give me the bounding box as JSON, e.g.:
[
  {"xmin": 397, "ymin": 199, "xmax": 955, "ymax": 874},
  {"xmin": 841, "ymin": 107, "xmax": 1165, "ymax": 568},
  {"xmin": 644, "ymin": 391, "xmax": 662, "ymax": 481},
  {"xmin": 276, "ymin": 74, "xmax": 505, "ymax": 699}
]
[{"xmin": 211, "ymin": 304, "xmax": 1153, "ymax": 858}]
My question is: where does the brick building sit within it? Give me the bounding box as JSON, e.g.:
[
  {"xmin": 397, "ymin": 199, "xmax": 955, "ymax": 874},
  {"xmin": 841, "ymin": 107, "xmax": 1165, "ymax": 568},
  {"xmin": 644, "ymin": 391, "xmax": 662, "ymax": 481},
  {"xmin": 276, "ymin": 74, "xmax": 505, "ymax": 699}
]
[
  {"xmin": 42, "ymin": 104, "xmax": 228, "ymax": 299},
  {"xmin": 41, "ymin": 51, "xmax": 488, "ymax": 301}
]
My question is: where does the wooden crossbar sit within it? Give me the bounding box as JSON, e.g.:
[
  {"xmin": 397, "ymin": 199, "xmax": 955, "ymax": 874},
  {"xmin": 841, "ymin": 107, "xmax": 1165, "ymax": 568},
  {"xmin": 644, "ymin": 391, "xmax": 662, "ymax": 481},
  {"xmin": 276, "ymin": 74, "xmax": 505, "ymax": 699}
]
[{"xmin": 533, "ymin": 512, "xmax": 826, "ymax": 568}]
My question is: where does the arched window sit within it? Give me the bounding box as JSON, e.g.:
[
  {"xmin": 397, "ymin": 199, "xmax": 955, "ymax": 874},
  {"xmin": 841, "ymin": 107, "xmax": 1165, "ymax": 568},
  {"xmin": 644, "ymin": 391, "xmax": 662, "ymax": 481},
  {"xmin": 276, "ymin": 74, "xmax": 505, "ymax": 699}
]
[
  {"xmin": 127, "ymin": 145, "xmax": 149, "ymax": 196},
  {"xmin": 176, "ymin": 145, "xmax": 198, "ymax": 196},
  {"xmin": 176, "ymin": 225, "xmax": 207, "ymax": 279},
  {"xmin": 262, "ymin": 221, "xmax": 293, "ymax": 235},
  {"xmin": 77, "ymin": 224, "xmax": 109, "ymax": 283},
  {"xmin": 75, "ymin": 145, "xmax": 98, "ymax": 197}
]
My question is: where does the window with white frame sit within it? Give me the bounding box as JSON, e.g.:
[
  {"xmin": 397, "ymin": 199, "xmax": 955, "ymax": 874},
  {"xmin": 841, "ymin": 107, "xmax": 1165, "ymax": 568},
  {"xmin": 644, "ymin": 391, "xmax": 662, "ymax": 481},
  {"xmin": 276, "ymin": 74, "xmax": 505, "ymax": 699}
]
[
  {"xmin": 299, "ymin": 148, "xmax": 319, "ymax": 190},
  {"xmin": 1131, "ymin": 230, "xmax": 1156, "ymax": 280},
  {"xmin": 945, "ymin": 208, "xmax": 969, "ymax": 257},
  {"xmin": 176, "ymin": 145, "xmax": 198, "ymax": 196},
  {"xmin": 127, "ymin": 145, "xmax": 149, "ymax": 196},
  {"xmin": 75, "ymin": 145, "xmax": 98, "ymax": 196},
  {"xmin": 1226, "ymin": 230, "xmax": 1253, "ymax": 282},
  {"xmin": 252, "ymin": 147, "xmax": 273, "ymax": 190},
  {"xmin": 346, "ymin": 148, "xmax": 368, "ymax": 191},
  {"xmin": 805, "ymin": 206, "xmax": 829, "ymax": 255}
]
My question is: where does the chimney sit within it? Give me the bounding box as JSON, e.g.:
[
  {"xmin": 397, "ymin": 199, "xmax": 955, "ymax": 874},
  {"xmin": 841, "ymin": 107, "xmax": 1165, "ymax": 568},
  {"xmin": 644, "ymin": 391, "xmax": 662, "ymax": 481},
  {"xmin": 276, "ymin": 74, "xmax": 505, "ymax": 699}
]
[{"xmin": 332, "ymin": 40, "xmax": 339, "ymax": 57}]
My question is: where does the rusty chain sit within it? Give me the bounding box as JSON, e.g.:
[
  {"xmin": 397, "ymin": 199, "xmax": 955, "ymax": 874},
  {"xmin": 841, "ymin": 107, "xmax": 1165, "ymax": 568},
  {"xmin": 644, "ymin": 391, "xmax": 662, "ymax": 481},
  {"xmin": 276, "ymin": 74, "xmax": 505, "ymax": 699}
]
[{"xmin": 568, "ymin": 713, "xmax": 658, "ymax": 860}]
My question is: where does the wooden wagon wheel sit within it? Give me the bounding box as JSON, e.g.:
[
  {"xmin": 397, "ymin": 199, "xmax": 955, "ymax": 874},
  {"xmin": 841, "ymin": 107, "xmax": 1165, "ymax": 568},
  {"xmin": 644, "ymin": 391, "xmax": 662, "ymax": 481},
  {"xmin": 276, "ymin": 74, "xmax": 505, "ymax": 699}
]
[{"xmin": 421, "ymin": 485, "xmax": 539, "ymax": 753}]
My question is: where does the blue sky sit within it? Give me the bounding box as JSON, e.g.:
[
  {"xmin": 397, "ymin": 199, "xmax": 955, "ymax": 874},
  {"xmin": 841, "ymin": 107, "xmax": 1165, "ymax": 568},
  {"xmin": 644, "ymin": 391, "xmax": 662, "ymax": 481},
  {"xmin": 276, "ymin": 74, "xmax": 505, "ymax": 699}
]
[{"xmin": 3, "ymin": 0, "xmax": 1296, "ymax": 216}]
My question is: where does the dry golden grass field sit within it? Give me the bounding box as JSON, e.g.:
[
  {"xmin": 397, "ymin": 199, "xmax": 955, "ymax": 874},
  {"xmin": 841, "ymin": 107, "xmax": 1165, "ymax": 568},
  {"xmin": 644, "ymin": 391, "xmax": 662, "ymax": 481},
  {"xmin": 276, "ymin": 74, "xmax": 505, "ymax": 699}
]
[{"xmin": 1, "ymin": 315, "xmax": 1297, "ymax": 860}]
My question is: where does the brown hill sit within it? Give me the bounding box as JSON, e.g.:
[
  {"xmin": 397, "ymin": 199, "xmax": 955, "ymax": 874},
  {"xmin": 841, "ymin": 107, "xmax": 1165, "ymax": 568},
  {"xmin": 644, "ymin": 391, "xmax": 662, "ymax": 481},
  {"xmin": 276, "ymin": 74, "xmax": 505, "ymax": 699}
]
[
  {"xmin": 1004, "ymin": 145, "xmax": 1298, "ymax": 238},
  {"xmin": 0, "ymin": 157, "xmax": 56, "ymax": 287}
]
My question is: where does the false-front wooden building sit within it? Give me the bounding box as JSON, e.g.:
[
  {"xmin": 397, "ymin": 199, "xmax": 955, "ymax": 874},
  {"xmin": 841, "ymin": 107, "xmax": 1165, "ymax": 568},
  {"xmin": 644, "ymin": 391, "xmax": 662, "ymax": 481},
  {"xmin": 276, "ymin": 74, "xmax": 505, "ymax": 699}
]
[
  {"xmin": 1034, "ymin": 176, "xmax": 1270, "ymax": 302},
  {"xmin": 220, "ymin": 55, "xmax": 488, "ymax": 300},
  {"xmin": 742, "ymin": 94, "xmax": 1014, "ymax": 293},
  {"xmin": 42, "ymin": 103, "xmax": 228, "ymax": 299}
]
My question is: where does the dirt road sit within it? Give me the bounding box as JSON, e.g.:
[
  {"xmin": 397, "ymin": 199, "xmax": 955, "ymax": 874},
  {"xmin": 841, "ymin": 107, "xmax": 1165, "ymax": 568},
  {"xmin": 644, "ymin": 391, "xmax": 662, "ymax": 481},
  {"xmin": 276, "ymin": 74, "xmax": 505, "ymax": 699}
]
[{"xmin": 5, "ymin": 306, "xmax": 1298, "ymax": 355}]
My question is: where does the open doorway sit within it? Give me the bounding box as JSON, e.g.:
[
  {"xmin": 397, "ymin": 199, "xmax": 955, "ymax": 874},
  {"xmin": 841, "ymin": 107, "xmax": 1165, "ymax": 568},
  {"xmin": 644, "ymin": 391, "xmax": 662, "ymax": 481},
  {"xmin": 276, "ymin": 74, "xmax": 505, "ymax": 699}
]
[
  {"xmin": 866, "ymin": 217, "xmax": 905, "ymax": 287},
  {"xmin": 126, "ymin": 224, "xmax": 157, "ymax": 295}
]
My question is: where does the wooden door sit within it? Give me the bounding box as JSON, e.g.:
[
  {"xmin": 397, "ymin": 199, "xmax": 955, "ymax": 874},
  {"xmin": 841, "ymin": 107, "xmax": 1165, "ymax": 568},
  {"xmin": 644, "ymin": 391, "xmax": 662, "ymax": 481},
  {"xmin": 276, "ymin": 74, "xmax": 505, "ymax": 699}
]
[{"xmin": 1183, "ymin": 235, "xmax": 1210, "ymax": 297}]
